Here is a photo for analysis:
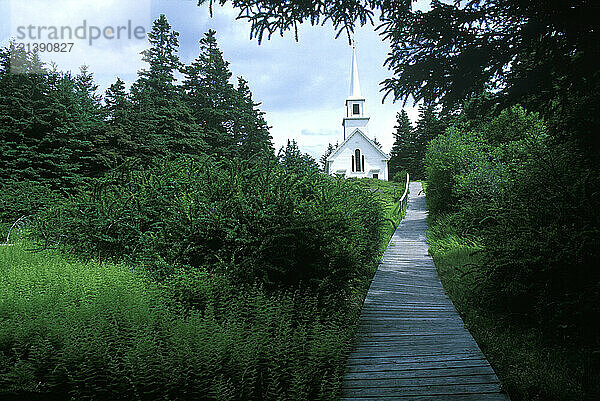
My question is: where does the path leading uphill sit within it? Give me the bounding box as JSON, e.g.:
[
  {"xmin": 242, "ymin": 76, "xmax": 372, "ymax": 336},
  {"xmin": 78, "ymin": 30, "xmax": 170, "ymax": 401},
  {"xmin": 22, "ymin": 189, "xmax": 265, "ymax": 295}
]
[{"xmin": 341, "ymin": 181, "xmax": 509, "ymax": 400}]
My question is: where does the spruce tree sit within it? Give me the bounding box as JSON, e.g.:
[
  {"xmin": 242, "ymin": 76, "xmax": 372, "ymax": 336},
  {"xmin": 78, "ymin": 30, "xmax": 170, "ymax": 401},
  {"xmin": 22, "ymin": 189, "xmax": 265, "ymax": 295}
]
[
  {"xmin": 414, "ymin": 104, "xmax": 447, "ymax": 179},
  {"xmin": 0, "ymin": 44, "xmax": 79, "ymax": 188},
  {"xmin": 319, "ymin": 142, "xmax": 337, "ymax": 173},
  {"xmin": 389, "ymin": 109, "xmax": 417, "ymax": 179},
  {"xmin": 131, "ymin": 15, "xmax": 204, "ymax": 163},
  {"xmin": 97, "ymin": 77, "xmax": 137, "ymax": 167},
  {"xmin": 72, "ymin": 65, "xmax": 105, "ymax": 177},
  {"xmin": 235, "ymin": 77, "xmax": 273, "ymax": 160},
  {"xmin": 183, "ymin": 29, "xmax": 236, "ymax": 158},
  {"xmin": 278, "ymin": 139, "xmax": 318, "ymax": 174}
]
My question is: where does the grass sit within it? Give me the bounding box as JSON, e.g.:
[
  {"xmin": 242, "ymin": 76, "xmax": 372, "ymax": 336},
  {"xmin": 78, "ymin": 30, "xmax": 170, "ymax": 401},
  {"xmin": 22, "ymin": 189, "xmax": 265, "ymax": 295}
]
[
  {"xmin": 356, "ymin": 177, "xmax": 408, "ymax": 247},
  {"xmin": 427, "ymin": 214, "xmax": 599, "ymax": 401}
]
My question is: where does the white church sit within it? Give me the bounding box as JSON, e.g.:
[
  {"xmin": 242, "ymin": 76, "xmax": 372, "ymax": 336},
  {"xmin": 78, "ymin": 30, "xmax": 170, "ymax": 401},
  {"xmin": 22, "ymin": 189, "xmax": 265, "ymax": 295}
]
[{"xmin": 325, "ymin": 45, "xmax": 390, "ymax": 180}]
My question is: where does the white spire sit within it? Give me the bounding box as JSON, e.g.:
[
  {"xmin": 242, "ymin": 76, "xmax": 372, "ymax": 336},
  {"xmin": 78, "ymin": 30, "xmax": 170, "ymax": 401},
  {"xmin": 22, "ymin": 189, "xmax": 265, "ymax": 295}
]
[{"xmin": 349, "ymin": 39, "xmax": 362, "ymax": 99}]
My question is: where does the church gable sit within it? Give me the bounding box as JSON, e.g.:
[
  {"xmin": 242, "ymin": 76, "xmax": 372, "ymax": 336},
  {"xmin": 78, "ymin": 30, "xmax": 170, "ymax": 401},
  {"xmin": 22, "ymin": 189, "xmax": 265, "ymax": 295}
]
[
  {"xmin": 327, "ymin": 129, "xmax": 389, "ymax": 179},
  {"xmin": 328, "ymin": 128, "xmax": 389, "ymax": 162}
]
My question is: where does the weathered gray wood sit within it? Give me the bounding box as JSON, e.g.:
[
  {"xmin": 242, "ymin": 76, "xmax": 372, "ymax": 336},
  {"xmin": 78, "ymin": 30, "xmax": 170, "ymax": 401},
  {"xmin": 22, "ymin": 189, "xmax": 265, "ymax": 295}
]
[
  {"xmin": 342, "ymin": 383, "xmax": 503, "ymax": 397},
  {"xmin": 344, "ymin": 366, "xmax": 496, "ymax": 378},
  {"xmin": 341, "ymin": 182, "xmax": 509, "ymax": 400},
  {"xmin": 343, "ymin": 374, "xmax": 500, "ymax": 388},
  {"xmin": 341, "ymin": 394, "xmax": 510, "ymax": 401},
  {"xmin": 345, "ymin": 359, "xmax": 492, "ymax": 373}
]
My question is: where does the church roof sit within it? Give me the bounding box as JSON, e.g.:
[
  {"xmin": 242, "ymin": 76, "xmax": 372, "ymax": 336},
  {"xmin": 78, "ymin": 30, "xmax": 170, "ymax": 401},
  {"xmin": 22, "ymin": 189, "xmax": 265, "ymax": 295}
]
[{"xmin": 327, "ymin": 128, "xmax": 391, "ymax": 162}]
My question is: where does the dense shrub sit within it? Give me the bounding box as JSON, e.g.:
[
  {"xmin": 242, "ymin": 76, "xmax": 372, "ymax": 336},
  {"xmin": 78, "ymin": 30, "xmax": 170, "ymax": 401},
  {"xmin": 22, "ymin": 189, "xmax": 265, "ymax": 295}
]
[
  {"xmin": 425, "ymin": 106, "xmax": 600, "ymax": 339},
  {"xmin": 36, "ymin": 156, "xmax": 384, "ymax": 295},
  {"xmin": 390, "ymin": 170, "xmax": 408, "ymax": 184},
  {"xmin": 0, "ymin": 244, "xmax": 355, "ymax": 401},
  {"xmin": 0, "ymin": 180, "xmax": 61, "ymax": 224},
  {"xmin": 424, "ymin": 127, "xmax": 487, "ymax": 219}
]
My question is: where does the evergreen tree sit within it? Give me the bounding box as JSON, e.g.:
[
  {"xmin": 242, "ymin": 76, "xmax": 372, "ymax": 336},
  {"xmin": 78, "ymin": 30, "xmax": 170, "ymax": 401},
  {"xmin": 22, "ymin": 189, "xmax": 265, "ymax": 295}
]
[
  {"xmin": 131, "ymin": 15, "xmax": 204, "ymax": 163},
  {"xmin": 414, "ymin": 104, "xmax": 447, "ymax": 179},
  {"xmin": 319, "ymin": 142, "xmax": 337, "ymax": 173},
  {"xmin": 97, "ymin": 77, "xmax": 137, "ymax": 167},
  {"xmin": 235, "ymin": 77, "xmax": 273, "ymax": 160},
  {"xmin": 135, "ymin": 15, "xmax": 181, "ymax": 95},
  {"xmin": 72, "ymin": 65, "xmax": 105, "ymax": 177},
  {"xmin": 278, "ymin": 139, "xmax": 318, "ymax": 174},
  {"xmin": 0, "ymin": 44, "xmax": 80, "ymax": 188},
  {"xmin": 389, "ymin": 109, "xmax": 418, "ymax": 179},
  {"xmin": 183, "ymin": 29, "xmax": 236, "ymax": 158}
]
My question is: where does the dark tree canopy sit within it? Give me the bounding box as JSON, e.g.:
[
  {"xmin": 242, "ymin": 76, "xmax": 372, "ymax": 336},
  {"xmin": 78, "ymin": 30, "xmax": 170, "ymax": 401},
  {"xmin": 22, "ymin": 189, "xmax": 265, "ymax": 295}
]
[
  {"xmin": 0, "ymin": 16, "xmax": 274, "ymax": 192},
  {"xmin": 199, "ymin": 0, "xmax": 411, "ymax": 42}
]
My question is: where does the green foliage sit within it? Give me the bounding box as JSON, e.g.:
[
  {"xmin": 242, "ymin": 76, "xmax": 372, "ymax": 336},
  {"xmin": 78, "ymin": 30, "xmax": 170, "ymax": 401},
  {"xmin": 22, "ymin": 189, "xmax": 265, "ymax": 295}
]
[
  {"xmin": 425, "ymin": 105, "xmax": 600, "ymax": 340},
  {"xmin": 425, "ymin": 126, "xmax": 486, "ymax": 218},
  {"xmin": 0, "ymin": 181, "xmax": 60, "ymax": 224},
  {"xmin": 354, "ymin": 178, "xmax": 408, "ymax": 247},
  {"xmin": 36, "ymin": 155, "xmax": 384, "ymax": 295},
  {"xmin": 96, "ymin": 77, "xmax": 137, "ymax": 168},
  {"xmin": 183, "ymin": 29, "xmax": 235, "ymax": 158},
  {"xmin": 388, "ymin": 105, "xmax": 448, "ymax": 180},
  {"xmin": 390, "ymin": 171, "xmax": 407, "ymax": 184},
  {"xmin": 0, "ymin": 243, "xmax": 357, "ymax": 400},
  {"xmin": 388, "ymin": 109, "xmax": 415, "ymax": 177},
  {"xmin": 234, "ymin": 77, "xmax": 274, "ymax": 160},
  {"xmin": 131, "ymin": 15, "xmax": 206, "ymax": 162},
  {"xmin": 428, "ymin": 220, "xmax": 600, "ymax": 401},
  {"xmin": 277, "ymin": 139, "xmax": 319, "ymax": 176},
  {"xmin": 0, "ymin": 45, "xmax": 91, "ymax": 189},
  {"xmin": 319, "ymin": 142, "xmax": 337, "ymax": 173}
]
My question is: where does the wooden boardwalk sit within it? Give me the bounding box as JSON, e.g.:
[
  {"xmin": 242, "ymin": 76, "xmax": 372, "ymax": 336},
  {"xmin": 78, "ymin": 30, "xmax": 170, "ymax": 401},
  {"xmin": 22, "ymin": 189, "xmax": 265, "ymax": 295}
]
[{"xmin": 341, "ymin": 181, "xmax": 509, "ymax": 400}]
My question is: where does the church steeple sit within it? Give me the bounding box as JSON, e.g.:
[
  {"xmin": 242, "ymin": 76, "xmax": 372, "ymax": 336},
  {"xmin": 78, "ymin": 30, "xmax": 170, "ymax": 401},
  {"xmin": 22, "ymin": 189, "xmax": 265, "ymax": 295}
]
[
  {"xmin": 343, "ymin": 40, "xmax": 369, "ymax": 140},
  {"xmin": 349, "ymin": 41, "xmax": 361, "ymax": 98}
]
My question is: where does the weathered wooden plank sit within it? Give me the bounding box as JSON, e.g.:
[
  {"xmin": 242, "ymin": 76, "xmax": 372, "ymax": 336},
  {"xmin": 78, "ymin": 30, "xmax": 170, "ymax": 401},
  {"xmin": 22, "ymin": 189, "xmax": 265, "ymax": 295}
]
[
  {"xmin": 342, "ymin": 181, "xmax": 509, "ymax": 400},
  {"xmin": 344, "ymin": 365, "xmax": 496, "ymax": 379},
  {"xmin": 341, "ymin": 394, "xmax": 510, "ymax": 401},
  {"xmin": 342, "ymin": 374, "xmax": 500, "ymax": 388},
  {"xmin": 354, "ymin": 332, "xmax": 469, "ymax": 339},
  {"xmin": 345, "ymin": 359, "xmax": 491, "ymax": 373},
  {"xmin": 348, "ymin": 354, "xmax": 487, "ymax": 365},
  {"xmin": 348, "ymin": 347, "xmax": 483, "ymax": 359},
  {"xmin": 352, "ymin": 338, "xmax": 478, "ymax": 348},
  {"xmin": 341, "ymin": 383, "xmax": 503, "ymax": 397}
]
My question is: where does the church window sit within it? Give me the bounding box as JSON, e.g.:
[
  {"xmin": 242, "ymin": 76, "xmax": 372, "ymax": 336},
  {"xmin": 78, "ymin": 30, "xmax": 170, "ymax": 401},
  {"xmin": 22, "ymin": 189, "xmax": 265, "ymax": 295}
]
[
  {"xmin": 351, "ymin": 155, "xmax": 355, "ymax": 172},
  {"xmin": 353, "ymin": 104, "xmax": 360, "ymax": 115},
  {"xmin": 355, "ymin": 149, "xmax": 362, "ymax": 172}
]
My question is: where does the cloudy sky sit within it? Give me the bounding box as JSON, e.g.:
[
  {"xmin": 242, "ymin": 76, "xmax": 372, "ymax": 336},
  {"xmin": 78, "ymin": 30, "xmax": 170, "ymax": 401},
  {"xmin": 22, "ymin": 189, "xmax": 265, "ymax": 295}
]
[{"xmin": 1, "ymin": 0, "xmax": 426, "ymax": 158}]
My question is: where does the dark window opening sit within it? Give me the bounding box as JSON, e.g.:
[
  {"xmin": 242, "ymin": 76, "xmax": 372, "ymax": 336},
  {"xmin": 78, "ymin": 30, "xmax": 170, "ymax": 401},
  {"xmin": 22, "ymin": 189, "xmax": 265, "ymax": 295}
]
[
  {"xmin": 355, "ymin": 149, "xmax": 362, "ymax": 172},
  {"xmin": 351, "ymin": 155, "xmax": 355, "ymax": 172},
  {"xmin": 353, "ymin": 104, "xmax": 360, "ymax": 115},
  {"xmin": 373, "ymin": 173, "xmax": 378, "ymax": 179}
]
